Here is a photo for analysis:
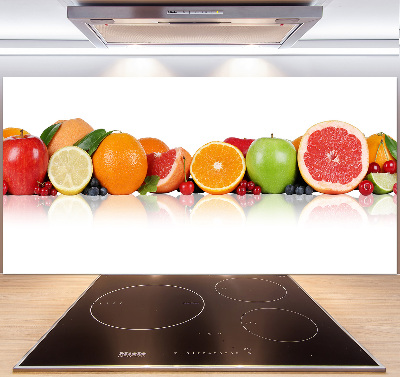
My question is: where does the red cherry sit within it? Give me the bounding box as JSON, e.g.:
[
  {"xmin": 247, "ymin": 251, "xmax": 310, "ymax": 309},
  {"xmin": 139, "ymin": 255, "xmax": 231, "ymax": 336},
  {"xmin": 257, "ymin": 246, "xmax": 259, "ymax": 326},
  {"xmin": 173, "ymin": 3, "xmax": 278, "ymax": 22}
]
[
  {"xmin": 359, "ymin": 180, "xmax": 374, "ymax": 196},
  {"xmin": 367, "ymin": 162, "xmax": 381, "ymax": 174},
  {"xmin": 252, "ymin": 186, "xmax": 262, "ymax": 195},
  {"xmin": 393, "ymin": 183, "xmax": 397, "ymax": 195},
  {"xmin": 179, "ymin": 181, "xmax": 195, "ymax": 195},
  {"xmin": 383, "ymin": 160, "xmax": 397, "ymax": 174},
  {"xmin": 3, "ymin": 181, "xmax": 8, "ymax": 195},
  {"xmin": 236, "ymin": 186, "xmax": 246, "ymax": 196}
]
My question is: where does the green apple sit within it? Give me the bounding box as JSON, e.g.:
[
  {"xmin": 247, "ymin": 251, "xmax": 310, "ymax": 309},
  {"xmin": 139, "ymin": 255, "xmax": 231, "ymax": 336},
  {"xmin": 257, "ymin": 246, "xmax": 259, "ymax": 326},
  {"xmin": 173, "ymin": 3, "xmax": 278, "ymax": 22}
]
[{"xmin": 246, "ymin": 135, "xmax": 297, "ymax": 194}]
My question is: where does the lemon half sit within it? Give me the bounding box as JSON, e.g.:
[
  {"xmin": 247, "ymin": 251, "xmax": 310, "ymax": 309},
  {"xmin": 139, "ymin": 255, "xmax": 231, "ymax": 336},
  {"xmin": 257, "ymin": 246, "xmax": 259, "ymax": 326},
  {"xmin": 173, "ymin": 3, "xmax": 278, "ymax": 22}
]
[{"xmin": 48, "ymin": 146, "xmax": 93, "ymax": 195}]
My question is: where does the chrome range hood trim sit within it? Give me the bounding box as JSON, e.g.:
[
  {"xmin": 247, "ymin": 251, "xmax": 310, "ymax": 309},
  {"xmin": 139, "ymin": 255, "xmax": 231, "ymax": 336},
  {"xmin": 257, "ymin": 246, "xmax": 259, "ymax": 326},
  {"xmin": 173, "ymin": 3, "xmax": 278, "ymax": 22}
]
[{"xmin": 67, "ymin": 5, "xmax": 323, "ymax": 48}]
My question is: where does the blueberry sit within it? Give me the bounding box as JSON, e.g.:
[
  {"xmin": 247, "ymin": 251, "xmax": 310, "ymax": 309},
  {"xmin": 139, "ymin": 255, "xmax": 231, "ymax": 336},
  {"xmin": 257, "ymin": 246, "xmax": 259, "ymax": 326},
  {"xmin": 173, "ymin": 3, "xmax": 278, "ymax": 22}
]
[
  {"xmin": 295, "ymin": 186, "xmax": 305, "ymax": 195},
  {"xmin": 285, "ymin": 184, "xmax": 295, "ymax": 195},
  {"xmin": 99, "ymin": 186, "xmax": 108, "ymax": 196},
  {"xmin": 88, "ymin": 186, "xmax": 99, "ymax": 196},
  {"xmin": 82, "ymin": 186, "xmax": 90, "ymax": 195},
  {"xmin": 305, "ymin": 185, "xmax": 313, "ymax": 195},
  {"xmin": 90, "ymin": 177, "xmax": 101, "ymax": 188}
]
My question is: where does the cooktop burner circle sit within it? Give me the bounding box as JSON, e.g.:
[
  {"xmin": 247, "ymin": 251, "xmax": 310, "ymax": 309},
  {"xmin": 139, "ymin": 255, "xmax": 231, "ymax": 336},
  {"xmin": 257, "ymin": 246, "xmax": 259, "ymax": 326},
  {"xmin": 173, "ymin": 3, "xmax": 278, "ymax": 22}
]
[
  {"xmin": 90, "ymin": 284, "xmax": 205, "ymax": 331},
  {"xmin": 215, "ymin": 277, "xmax": 287, "ymax": 302},
  {"xmin": 241, "ymin": 308, "xmax": 318, "ymax": 342}
]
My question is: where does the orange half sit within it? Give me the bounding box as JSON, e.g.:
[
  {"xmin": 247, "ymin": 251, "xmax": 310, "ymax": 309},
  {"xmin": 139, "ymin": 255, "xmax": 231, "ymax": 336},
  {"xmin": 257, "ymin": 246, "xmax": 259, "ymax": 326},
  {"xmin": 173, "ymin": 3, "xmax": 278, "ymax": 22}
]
[{"xmin": 190, "ymin": 141, "xmax": 246, "ymax": 195}]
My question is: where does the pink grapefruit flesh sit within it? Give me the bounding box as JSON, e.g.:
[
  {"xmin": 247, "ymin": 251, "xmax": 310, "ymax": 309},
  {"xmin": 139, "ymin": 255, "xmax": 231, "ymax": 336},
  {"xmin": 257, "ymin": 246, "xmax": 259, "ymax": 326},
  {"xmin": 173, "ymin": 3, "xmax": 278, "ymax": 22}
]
[
  {"xmin": 146, "ymin": 147, "xmax": 192, "ymax": 193},
  {"xmin": 298, "ymin": 120, "xmax": 369, "ymax": 194}
]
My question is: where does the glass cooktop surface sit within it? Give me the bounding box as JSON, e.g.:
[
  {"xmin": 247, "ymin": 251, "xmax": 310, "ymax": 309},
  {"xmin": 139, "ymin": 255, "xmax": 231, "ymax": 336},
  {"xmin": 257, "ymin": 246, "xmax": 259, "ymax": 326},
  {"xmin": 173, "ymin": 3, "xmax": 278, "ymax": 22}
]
[{"xmin": 15, "ymin": 275, "xmax": 384, "ymax": 372}]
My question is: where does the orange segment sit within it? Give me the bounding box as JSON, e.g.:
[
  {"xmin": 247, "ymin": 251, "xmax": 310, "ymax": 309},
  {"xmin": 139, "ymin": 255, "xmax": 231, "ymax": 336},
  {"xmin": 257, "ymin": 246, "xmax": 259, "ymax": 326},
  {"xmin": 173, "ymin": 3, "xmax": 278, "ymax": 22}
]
[{"xmin": 190, "ymin": 141, "xmax": 246, "ymax": 195}]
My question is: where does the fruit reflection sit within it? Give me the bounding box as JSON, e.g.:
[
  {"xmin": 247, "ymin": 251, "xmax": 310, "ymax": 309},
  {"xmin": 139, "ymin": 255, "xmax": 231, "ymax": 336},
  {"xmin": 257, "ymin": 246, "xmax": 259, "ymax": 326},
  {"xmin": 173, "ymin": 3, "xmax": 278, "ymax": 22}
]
[
  {"xmin": 93, "ymin": 195, "xmax": 147, "ymax": 227},
  {"xmin": 299, "ymin": 194, "xmax": 368, "ymax": 226},
  {"xmin": 48, "ymin": 194, "xmax": 93, "ymax": 226},
  {"xmin": 246, "ymin": 194, "xmax": 297, "ymax": 226},
  {"xmin": 190, "ymin": 194, "xmax": 245, "ymax": 226}
]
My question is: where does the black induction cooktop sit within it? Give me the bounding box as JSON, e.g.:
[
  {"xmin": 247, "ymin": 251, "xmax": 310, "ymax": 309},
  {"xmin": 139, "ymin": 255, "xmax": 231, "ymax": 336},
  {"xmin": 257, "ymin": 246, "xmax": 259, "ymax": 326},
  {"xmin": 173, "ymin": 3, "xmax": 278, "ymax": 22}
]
[{"xmin": 14, "ymin": 275, "xmax": 384, "ymax": 372}]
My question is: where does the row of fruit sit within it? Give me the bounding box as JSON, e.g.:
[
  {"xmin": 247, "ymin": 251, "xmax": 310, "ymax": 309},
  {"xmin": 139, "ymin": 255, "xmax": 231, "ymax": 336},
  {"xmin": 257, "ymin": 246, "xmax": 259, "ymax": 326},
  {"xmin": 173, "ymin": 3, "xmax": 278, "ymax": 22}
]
[{"xmin": 2, "ymin": 118, "xmax": 397, "ymax": 198}]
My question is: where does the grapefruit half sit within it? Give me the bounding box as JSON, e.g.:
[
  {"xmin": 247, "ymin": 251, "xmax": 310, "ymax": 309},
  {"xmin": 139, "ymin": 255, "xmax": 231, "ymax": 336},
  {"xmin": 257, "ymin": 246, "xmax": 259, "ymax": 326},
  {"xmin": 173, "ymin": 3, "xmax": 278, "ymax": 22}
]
[
  {"xmin": 147, "ymin": 147, "xmax": 192, "ymax": 193},
  {"xmin": 298, "ymin": 120, "xmax": 369, "ymax": 194}
]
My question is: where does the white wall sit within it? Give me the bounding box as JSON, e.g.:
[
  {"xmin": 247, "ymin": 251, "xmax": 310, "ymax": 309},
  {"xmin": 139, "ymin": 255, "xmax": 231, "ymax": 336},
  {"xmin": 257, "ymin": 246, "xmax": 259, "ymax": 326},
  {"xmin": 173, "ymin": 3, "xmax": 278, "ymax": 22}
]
[{"xmin": 1, "ymin": 54, "xmax": 399, "ymax": 131}]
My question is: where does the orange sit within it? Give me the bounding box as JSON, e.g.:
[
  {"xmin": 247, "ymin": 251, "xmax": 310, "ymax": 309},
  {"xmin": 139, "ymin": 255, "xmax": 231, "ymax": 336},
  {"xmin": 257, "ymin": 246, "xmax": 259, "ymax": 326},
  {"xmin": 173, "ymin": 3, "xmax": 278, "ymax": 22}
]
[
  {"xmin": 292, "ymin": 135, "xmax": 302, "ymax": 151},
  {"xmin": 47, "ymin": 118, "xmax": 94, "ymax": 157},
  {"xmin": 190, "ymin": 141, "xmax": 246, "ymax": 195},
  {"xmin": 366, "ymin": 132, "xmax": 395, "ymax": 170},
  {"xmin": 139, "ymin": 137, "xmax": 169, "ymax": 154},
  {"xmin": 3, "ymin": 128, "xmax": 29, "ymax": 139},
  {"xmin": 92, "ymin": 132, "xmax": 147, "ymax": 195}
]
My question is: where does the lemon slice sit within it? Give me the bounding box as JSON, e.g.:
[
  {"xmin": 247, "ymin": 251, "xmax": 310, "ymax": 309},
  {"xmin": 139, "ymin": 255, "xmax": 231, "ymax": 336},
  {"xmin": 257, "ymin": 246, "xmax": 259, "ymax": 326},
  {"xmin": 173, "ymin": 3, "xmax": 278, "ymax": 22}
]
[
  {"xmin": 48, "ymin": 146, "xmax": 93, "ymax": 195},
  {"xmin": 366, "ymin": 173, "xmax": 397, "ymax": 194}
]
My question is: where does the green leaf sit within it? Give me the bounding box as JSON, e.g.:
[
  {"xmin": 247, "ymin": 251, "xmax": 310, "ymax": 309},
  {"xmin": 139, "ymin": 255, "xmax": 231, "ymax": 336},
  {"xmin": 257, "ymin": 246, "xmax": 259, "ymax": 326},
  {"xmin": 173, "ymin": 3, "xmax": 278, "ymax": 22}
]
[
  {"xmin": 385, "ymin": 134, "xmax": 397, "ymax": 160},
  {"xmin": 40, "ymin": 122, "xmax": 62, "ymax": 146},
  {"xmin": 137, "ymin": 176, "xmax": 160, "ymax": 195},
  {"xmin": 73, "ymin": 129, "xmax": 115, "ymax": 156}
]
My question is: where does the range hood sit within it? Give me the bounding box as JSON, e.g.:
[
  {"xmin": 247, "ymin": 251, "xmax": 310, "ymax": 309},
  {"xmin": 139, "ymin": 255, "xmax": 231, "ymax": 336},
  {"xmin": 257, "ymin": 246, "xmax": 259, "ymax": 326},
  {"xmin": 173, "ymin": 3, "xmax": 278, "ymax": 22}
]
[{"xmin": 67, "ymin": 5, "xmax": 323, "ymax": 48}]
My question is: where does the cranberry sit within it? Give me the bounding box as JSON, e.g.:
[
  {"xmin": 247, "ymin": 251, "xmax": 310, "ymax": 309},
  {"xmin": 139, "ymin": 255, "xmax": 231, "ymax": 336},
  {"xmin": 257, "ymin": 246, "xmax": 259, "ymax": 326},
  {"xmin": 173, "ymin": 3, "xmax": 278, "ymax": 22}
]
[
  {"xmin": 236, "ymin": 186, "xmax": 246, "ymax": 196},
  {"xmin": 359, "ymin": 180, "xmax": 374, "ymax": 196},
  {"xmin": 252, "ymin": 186, "xmax": 262, "ymax": 195}
]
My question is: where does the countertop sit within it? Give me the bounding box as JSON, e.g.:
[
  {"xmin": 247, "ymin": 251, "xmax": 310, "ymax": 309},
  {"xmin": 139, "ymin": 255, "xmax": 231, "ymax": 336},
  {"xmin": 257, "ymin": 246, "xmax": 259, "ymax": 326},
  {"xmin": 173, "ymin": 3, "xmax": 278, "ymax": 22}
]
[{"xmin": 1, "ymin": 274, "xmax": 399, "ymax": 376}]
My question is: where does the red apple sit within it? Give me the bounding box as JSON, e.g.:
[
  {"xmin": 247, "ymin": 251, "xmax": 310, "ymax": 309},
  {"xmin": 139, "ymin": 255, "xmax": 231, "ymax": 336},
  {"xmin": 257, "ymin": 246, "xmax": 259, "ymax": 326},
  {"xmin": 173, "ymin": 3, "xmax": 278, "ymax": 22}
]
[
  {"xmin": 3, "ymin": 132, "xmax": 49, "ymax": 195},
  {"xmin": 224, "ymin": 137, "xmax": 255, "ymax": 157}
]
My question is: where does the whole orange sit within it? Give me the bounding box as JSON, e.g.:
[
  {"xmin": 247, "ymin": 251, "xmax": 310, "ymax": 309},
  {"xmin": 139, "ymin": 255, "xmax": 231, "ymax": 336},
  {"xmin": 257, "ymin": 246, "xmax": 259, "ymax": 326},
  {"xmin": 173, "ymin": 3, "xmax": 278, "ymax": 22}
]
[
  {"xmin": 92, "ymin": 133, "xmax": 147, "ymax": 195},
  {"xmin": 139, "ymin": 137, "xmax": 169, "ymax": 154},
  {"xmin": 366, "ymin": 132, "xmax": 395, "ymax": 170},
  {"xmin": 3, "ymin": 128, "xmax": 30, "ymax": 139},
  {"xmin": 292, "ymin": 135, "xmax": 302, "ymax": 151},
  {"xmin": 47, "ymin": 118, "xmax": 94, "ymax": 157}
]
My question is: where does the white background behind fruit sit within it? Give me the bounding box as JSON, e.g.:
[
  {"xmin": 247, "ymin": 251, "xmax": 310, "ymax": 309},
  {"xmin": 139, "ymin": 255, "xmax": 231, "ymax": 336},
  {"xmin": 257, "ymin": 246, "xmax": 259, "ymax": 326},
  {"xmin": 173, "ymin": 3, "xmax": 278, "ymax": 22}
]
[
  {"xmin": 3, "ymin": 77, "xmax": 397, "ymax": 274},
  {"xmin": 3, "ymin": 77, "xmax": 397, "ymax": 155}
]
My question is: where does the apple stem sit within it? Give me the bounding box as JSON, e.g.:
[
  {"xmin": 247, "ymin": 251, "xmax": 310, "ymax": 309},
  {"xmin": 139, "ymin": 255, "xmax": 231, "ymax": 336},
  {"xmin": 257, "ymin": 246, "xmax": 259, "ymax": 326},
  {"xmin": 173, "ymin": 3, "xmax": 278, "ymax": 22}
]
[
  {"xmin": 271, "ymin": 133, "xmax": 274, "ymax": 138},
  {"xmin": 183, "ymin": 156, "xmax": 187, "ymax": 182},
  {"xmin": 20, "ymin": 129, "xmax": 24, "ymax": 138}
]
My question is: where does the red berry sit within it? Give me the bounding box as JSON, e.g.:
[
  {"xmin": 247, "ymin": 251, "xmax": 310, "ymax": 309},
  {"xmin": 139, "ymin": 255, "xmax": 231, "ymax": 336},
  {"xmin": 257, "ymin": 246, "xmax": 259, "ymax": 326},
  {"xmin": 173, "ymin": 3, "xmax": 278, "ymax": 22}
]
[
  {"xmin": 252, "ymin": 186, "xmax": 262, "ymax": 195},
  {"xmin": 40, "ymin": 187, "xmax": 49, "ymax": 196},
  {"xmin": 44, "ymin": 181, "xmax": 53, "ymax": 190},
  {"xmin": 246, "ymin": 181, "xmax": 255, "ymax": 192},
  {"xmin": 239, "ymin": 180, "xmax": 247, "ymax": 189},
  {"xmin": 3, "ymin": 181, "xmax": 8, "ymax": 195},
  {"xmin": 37, "ymin": 181, "xmax": 43, "ymax": 188},
  {"xmin": 236, "ymin": 186, "xmax": 246, "ymax": 196},
  {"xmin": 359, "ymin": 180, "xmax": 374, "ymax": 196},
  {"xmin": 393, "ymin": 183, "xmax": 397, "ymax": 195},
  {"xmin": 179, "ymin": 181, "xmax": 195, "ymax": 195},
  {"xmin": 50, "ymin": 188, "xmax": 58, "ymax": 196},
  {"xmin": 367, "ymin": 162, "xmax": 381, "ymax": 174},
  {"xmin": 383, "ymin": 160, "xmax": 397, "ymax": 174},
  {"xmin": 33, "ymin": 186, "xmax": 41, "ymax": 195}
]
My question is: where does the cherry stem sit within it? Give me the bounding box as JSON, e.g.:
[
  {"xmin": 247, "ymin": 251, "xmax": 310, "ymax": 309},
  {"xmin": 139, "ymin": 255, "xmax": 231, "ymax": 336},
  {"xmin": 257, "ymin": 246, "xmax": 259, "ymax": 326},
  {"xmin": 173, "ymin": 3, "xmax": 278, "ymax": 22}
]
[{"xmin": 183, "ymin": 156, "xmax": 187, "ymax": 182}]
